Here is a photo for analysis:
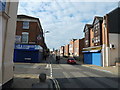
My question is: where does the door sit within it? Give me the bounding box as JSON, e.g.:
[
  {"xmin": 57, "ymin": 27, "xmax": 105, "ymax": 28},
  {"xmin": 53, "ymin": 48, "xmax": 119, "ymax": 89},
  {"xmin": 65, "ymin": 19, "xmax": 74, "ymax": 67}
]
[
  {"xmin": 92, "ymin": 53, "xmax": 101, "ymax": 66},
  {"xmin": 84, "ymin": 53, "xmax": 92, "ymax": 64}
]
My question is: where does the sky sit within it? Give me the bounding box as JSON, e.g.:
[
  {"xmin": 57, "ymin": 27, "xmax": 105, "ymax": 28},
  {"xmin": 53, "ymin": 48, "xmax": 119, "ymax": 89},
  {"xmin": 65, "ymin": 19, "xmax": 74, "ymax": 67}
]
[{"xmin": 17, "ymin": 0, "xmax": 118, "ymax": 50}]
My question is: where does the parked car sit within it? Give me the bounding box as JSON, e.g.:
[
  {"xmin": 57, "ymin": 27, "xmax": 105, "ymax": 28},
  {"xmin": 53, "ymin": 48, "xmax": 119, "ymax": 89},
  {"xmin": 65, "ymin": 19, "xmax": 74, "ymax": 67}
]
[{"xmin": 67, "ymin": 57, "xmax": 76, "ymax": 64}]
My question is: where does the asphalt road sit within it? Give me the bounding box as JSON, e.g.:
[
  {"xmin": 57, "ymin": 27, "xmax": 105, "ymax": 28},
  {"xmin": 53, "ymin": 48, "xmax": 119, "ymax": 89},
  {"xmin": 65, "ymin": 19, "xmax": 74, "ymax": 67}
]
[
  {"xmin": 13, "ymin": 56, "xmax": 119, "ymax": 89},
  {"xmin": 48, "ymin": 56, "xmax": 119, "ymax": 89}
]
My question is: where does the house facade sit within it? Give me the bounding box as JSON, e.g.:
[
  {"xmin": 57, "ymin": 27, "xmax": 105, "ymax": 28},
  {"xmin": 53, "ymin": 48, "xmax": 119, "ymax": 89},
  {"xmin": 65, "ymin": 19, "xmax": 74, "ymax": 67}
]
[
  {"xmin": 83, "ymin": 7, "xmax": 120, "ymax": 67},
  {"xmin": 73, "ymin": 38, "xmax": 85, "ymax": 61},
  {"xmin": 0, "ymin": 1, "xmax": 18, "ymax": 88},
  {"xmin": 102, "ymin": 7, "xmax": 120, "ymax": 66},
  {"xmin": 60, "ymin": 46, "xmax": 64, "ymax": 57},
  {"xmin": 15, "ymin": 15, "xmax": 47, "ymax": 49},
  {"xmin": 64, "ymin": 44, "xmax": 69, "ymax": 57},
  {"xmin": 69, "ymin": 39, "xmax": 76, "ymax": 56},
  {"xmin": 14, "ymin": 15, "xmax": 47, "ymax": 63}
]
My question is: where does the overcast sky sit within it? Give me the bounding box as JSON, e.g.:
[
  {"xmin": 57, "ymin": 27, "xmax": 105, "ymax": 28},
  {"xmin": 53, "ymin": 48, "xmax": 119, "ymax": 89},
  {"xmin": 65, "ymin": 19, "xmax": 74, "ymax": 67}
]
[{"xmin": 17, "ymin": 1, "xmax": 118, "ymax": 50}]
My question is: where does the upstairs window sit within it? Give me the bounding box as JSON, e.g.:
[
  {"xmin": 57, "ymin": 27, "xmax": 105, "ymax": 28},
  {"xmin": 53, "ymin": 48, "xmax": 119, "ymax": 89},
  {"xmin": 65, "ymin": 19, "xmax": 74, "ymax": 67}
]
[
  {"xmin": 23, "ymin": 21, "xmax": 29, "ymax": 29},
  {"xmin": 0, "ymin": 0, "xmax": 6, "ymax": 11},
  {"xmin": 22, "ymin": 32, "xmax": 29, "ymax": 43}
]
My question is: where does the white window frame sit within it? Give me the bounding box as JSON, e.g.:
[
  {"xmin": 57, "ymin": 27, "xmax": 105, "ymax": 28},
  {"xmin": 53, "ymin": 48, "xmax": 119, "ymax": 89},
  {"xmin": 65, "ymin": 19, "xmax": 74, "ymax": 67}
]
[
  {"xmin": 23, "ymin": 21, "xmax": 29, "ymax": 29},
  {"xmin": 22, "ymin": 32, "xmax": 29, "ymax": 43}
]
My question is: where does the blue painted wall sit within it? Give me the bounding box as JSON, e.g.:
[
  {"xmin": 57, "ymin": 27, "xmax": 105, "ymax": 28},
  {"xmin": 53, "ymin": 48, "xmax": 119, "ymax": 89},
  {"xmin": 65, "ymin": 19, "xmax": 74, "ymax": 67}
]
[
  {"xmin": 92, "ymin": 53, "xmax": 101, "ymax": 66},
  {"xmin": 14, "ymin": 49, "xmax": 43, "ymax": 63},
  {"xmin": 84, "ymin": 53, "xmax": 92, "ymax": 64},
  {"xmin": 84, "ymin": 52, "xmax": 102, "ymax": 66}
]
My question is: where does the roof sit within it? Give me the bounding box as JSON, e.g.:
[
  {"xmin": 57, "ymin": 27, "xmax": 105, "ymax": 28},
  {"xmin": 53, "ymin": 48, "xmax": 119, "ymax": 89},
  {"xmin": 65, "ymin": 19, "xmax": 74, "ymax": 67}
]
[
  {"xmin": 17, "ymin": 15, "xmax": 39, "ymax": 20},
  {"xmin": 107, "ymin": 7, "xmax": 120, "ymax": 34},
  {"xmin": 83, "ymin": 24, "xmax": 92, "ymax": 32},
  {"xmin": 92, "ymin": 16, "xmax": 103, "ymax": 25},
  {"xmin": 17, "ymin": 14, "xmax": 43, "ymax": 33}
]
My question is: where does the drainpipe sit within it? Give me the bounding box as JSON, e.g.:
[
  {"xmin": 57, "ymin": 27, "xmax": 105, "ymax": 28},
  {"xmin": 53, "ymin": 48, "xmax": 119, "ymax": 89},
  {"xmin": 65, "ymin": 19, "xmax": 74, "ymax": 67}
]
[{"xmin": 103, "ymin": 15, "xmax": 110, "ymax": 67}]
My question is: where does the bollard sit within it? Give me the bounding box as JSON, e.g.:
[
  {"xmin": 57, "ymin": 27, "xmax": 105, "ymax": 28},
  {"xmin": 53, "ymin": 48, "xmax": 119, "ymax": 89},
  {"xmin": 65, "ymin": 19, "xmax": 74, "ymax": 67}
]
[{"xmin": 39, "ymin": 73, "xmax": 46, "ymax": 82}]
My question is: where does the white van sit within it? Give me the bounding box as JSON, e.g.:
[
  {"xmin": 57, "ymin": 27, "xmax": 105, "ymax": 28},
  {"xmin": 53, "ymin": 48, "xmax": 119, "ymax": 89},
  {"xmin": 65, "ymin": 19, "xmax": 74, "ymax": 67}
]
[{"xmin": 0, "ymin": 1, "xmax": 18, "ymax": 89}]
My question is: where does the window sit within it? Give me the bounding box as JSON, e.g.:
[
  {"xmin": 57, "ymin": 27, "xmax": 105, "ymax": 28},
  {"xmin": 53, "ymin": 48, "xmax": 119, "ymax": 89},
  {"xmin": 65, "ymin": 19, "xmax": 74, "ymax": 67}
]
[
  {"xmin": 0, "ymin": 0, "xmax": 6, "ymax": 11},
  {"xmin": 95, "ymin": 30, "xmax": 98, "ymax": 34},
  {"xmin": 92, "ymin": 38, "xmax": 94, "ymax": 43},
  {"xmin": 98, "ymin": 36, "xmax": 100, "ymax": 42},
  {"xmin": 15, "ymin": 35, "xmax": 21, "ymax": 43},
  {"xmin": 22, "ymin": 32, "xmax": 29, "ymax": 43},
  {"xmin": 23, "ymin": 21, "xmax": 29, "ymax": 29},
  {"xmin": 85, "ymin": 40, "xmax": 89, "ymax": 45}
]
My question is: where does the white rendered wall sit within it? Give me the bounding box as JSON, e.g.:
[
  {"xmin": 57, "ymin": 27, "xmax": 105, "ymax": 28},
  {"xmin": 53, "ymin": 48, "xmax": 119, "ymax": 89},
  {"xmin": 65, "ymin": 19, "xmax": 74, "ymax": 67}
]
[
  {"xmin": 1, "ymin": 2, "xmax": 18, "ymax": 86},
  {"xmin": 109, "ymin": 33, "xmax": 120, "ymax": 66}
]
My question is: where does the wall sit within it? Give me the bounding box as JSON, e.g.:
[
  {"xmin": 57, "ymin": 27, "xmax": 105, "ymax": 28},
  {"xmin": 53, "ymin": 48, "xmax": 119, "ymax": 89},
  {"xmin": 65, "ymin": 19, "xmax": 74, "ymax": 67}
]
[
  {"xmin": 1, "ymin": 2, "xmax": 18, "ymax": 85},
  {"xmin": 74, "ymin": 40, "xmax": 80, "ymax": 56},
  {"xmin": 90, "ymin": 28, "xmax": 94, "ymax": 47},
  {"xmin": 69, "ymin": 40, "xmax": 74, "ymax": 56},
  {"xmin": 109, "ymin": 33, "xmax": 120, "ymax": 66},
  {"xmin": 16, "ymin": 20, "xmax": 44, "ymax": 46},
  {"xmin": 64, "ymin": 45, "xmax": 69, "ymax": 56}
]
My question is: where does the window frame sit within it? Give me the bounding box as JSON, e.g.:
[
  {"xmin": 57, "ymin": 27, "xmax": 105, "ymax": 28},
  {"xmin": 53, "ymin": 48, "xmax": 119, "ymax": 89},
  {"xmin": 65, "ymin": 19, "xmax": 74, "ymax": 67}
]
[
  {"xmin": 22, "ymin": 32, "xmax": 29, "ymax": 43},
  {"xmin": 23, "ymin": 21, "xmax": 29, "ymax": 29}
]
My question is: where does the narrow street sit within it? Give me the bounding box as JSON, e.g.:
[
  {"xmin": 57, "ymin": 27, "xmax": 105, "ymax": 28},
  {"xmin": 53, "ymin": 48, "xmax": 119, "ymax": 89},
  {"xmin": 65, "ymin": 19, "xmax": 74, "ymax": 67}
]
[
  {"xmin": 12, "ymin": 56, "xmax": 119, "ymax": 89},
  {"xmin": 48, "ymin": 56, "xmax": 119, "ymax": 89}
]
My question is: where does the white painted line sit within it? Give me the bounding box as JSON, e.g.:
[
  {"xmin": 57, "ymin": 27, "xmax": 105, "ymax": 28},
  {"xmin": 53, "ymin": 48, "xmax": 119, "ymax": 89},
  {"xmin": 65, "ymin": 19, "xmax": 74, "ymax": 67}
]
[
  {"xmin": 49, "ymin": 61, "xmax": 60, "ymax": 90},
  {"xmin": 50, "ymin": 64, "xmax": 53, "ymax": 77}
]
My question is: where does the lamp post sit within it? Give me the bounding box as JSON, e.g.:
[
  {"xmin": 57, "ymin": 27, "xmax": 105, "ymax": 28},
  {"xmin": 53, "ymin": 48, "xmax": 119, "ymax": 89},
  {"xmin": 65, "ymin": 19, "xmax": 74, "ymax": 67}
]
[
  {"xmin": 43, "ymin": 30, "xmax": 50, "ymax": 60},
  {"xmin": 43, "ymin": 30, "xmax": 50, "ymax": 41}
]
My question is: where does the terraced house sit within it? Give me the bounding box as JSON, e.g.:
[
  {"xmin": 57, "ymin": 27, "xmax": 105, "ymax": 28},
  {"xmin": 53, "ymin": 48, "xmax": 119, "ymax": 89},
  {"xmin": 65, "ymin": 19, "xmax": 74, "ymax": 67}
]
[
  {"xmin": 14, "ymin": 15, "xmax": 47, "ymax": 63},
  {"xmin": 73, "ymin": 39, "xmax": 85, "ymax": 61},
  {"xmin": 64, "ymin": 44, "xmax": 69, "ymax": 57},
  {"xmin": 83, "ymin": 7, "xmax": 120, "ymax": 67}
]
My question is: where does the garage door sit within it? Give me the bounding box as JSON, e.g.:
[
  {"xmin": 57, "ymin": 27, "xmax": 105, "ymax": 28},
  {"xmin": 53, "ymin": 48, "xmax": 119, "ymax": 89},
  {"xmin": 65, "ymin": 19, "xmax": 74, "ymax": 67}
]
[
  {"xmin": 92, "ymin": 53, "xmax": 101, "ymax": 66},
  {"xmin": 84, "ymin": 53, "xmax": 92, "ymax": 64}
]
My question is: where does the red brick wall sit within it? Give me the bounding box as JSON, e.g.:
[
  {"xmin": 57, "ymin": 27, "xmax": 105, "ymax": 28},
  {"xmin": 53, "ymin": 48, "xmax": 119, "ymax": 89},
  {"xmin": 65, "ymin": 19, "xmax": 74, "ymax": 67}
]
[
  {"xmin": 74, "ymin": 39, "xmax": 80, "ymax": 56},
  {"xmin": 16, "ymin": 21, "xmax": 45, "ymax": 48},
  {"xmin": 69, "ymin": 40, "xmax": 74, "ymax": 56},
  {"xmin": 64, "ymin": 44, "xmax": 69, "ymax": 56}
]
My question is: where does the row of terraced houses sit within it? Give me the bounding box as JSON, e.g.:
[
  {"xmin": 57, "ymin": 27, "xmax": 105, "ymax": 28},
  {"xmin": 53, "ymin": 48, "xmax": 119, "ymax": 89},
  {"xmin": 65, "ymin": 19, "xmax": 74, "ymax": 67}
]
[{"xmin": 54, "ymin": 6, "xmax": 120, "ymax": 67}]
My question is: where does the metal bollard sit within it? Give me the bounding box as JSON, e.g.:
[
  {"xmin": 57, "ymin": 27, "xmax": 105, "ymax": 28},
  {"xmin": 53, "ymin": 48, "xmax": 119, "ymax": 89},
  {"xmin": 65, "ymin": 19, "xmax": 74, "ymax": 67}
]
[{"xmin": 39, "ymin": 73, "xmax": 46, "ymax": 82}]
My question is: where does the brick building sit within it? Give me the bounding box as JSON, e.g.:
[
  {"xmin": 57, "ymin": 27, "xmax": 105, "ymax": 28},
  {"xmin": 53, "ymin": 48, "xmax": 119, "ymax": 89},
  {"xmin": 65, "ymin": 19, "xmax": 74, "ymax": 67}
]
[
  {"xmin": 15, "ymin": 15, "xmax": 47, "ymax": 49},
  {"xmin": 84, "ymin": 24, "xmax": 92, "ymax": 48},
  {"xmin": 64, "ymin": 44, "xmax": 69, "ymax": 57},
  {"xmin": 69, "ymin": 39, "xmax": 76, "ymax": 56},
  {"xmin": 73, "ymin": 38, "xmax": 85, "ymax": 61},
  {"xmin": 83, "ymin": 7, "xmax": 120, "ymax": 67},
  {"xmin": 102, "ymin": 7, "xmax": 120, "ymax": 66},
  {"xmin": 60, "ymin": 46, "xmax": 64, "ymax": 57},
  {"xmin": 14, "ymin": 15, "xmax": 47, "ymax": 63}
]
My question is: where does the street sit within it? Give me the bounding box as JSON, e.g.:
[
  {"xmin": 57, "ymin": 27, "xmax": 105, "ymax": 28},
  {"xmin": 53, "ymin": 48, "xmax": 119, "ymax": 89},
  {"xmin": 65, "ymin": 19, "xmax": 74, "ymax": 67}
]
[
  {"xmin": 49, "ymin": 56, "xmax": 119, "ymax": 89},
  {"xmin": 12, "ymin": 56, "xmax": 119, "ymax": 89}
]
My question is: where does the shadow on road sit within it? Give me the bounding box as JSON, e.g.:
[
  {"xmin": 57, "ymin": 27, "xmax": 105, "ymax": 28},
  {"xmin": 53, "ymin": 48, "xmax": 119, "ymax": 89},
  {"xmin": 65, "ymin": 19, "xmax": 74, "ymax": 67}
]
[{"xmin": 55, "ymin": 76, "xmax": 119, "ymax": 89}]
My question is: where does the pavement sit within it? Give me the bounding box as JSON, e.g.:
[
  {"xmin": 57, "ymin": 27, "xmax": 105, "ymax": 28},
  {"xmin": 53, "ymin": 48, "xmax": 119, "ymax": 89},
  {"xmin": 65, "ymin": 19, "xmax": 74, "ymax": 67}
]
[{"xmin": 11, "ymin": 58, "xmax": 55, "ymax": 89}]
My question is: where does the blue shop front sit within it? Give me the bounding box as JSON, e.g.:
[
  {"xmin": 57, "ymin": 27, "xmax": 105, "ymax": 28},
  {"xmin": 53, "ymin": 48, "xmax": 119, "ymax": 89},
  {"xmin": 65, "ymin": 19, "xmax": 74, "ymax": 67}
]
[
  {"xmin": 82, "ymin": 46, "xmax": 102, "ymax": 66},
  {"xmin": 13, "ymin": 44, "xmax": 43, "ymax": 63}
]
